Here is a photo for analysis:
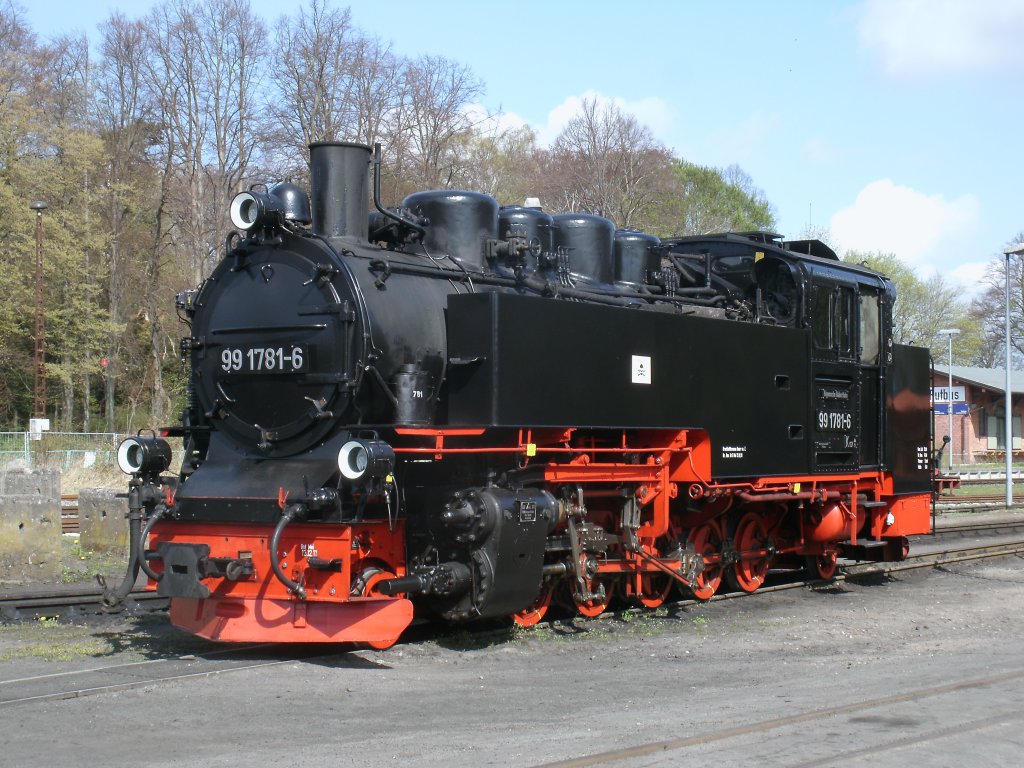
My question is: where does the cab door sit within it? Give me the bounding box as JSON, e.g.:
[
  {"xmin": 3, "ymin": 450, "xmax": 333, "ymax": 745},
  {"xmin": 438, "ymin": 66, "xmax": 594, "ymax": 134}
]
[{"xmin": 810, "ymin": 280, "xmax": 860, "ymax": 472}]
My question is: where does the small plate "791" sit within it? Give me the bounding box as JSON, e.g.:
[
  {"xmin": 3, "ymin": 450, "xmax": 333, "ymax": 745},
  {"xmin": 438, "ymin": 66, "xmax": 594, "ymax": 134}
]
[{"xmin": 220, "ymin": 345, "xmax": 308, "ymax": 374}]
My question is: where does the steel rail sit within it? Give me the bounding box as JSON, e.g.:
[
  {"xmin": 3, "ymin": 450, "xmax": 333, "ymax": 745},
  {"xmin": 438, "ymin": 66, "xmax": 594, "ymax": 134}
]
[{"xmin": 532, "ymin": 667, "xmax": 1024, "ymax": 767}]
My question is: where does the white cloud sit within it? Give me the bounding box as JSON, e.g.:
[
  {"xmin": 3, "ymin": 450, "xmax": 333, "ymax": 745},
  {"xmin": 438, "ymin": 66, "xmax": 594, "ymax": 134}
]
[
  {"xmin": 463, "ymin": 103, "xmax": 529, "ymax": 137},
  {"xmin": 830, "ymin": 179, "xmax": 979, "ymax": 266},
  {"xmin": 534, "ymin": 90, "xmax": 674, "ymax": 147},
  {"xmin": 858, "ymin": 0, "xmax": 1024, "ymax": 76},
  {"xmin": 947, "ymin": 260, "xmax": 992, "ymax": 289}
]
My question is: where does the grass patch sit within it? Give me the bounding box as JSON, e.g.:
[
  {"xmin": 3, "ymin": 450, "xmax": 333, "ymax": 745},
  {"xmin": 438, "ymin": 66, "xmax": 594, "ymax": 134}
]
[
  {"xmin": 62, "ymin": 465, "xmax": 126, "ymax": 493},
  {"xmin": 0, "ymin": 621, "xmax": 113, "ymax": 662},
  {"xmin": 943, "ymin": 482, "xmax": 1023, "ymax": 498},
  {"xmin": 58, "ymin": 537, "xmax": 128, "ymax": 584}
]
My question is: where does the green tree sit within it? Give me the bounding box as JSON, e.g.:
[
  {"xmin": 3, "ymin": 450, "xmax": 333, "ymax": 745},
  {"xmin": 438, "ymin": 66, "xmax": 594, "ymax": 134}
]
[{"xmin": 647, "ymin": 159, "xmax": 775, "ymax": 238}]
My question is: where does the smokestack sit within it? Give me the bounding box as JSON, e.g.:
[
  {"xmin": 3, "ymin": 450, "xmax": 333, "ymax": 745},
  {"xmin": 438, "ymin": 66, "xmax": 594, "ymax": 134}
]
[{"xmin": 309, "ymin": 142, "xmax": 371, "ymax": 239}]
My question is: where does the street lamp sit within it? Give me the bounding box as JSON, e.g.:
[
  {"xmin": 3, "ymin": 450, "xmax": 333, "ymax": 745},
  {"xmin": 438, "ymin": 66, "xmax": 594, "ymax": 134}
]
[
  {"xmin": 937, "ymin": 328, "xmax": 961, "ymax": 472},
  {"xmin": 28, "ymin": 200, "xmax": 47, "ymax": 419},
  {"xmin": 1003, "ymin": 243, "xmax": 1024, "ymax": 508}
]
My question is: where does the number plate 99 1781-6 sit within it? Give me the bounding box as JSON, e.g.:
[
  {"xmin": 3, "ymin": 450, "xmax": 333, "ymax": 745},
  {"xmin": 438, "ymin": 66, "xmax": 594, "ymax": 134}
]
[
  {"xmin": 219, "ymin": 345, "xmax": 307, "ymax": 374},
  {"xmin": 816, "ymin": 410, "xmax": 852, "ymax": 431}
]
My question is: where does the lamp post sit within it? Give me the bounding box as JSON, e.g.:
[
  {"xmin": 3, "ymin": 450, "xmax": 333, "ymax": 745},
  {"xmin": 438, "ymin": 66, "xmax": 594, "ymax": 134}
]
[
  {"xmin": 937, "ymin": 328, "xmax": 961, "ymax": 472},
  {"xmin": 29, "ymin": 200, "xmax": 48, "ymax": 418},
  {"xmin": 1003, "ymin": 243, "xmax": 1024, "ymax": 507}
]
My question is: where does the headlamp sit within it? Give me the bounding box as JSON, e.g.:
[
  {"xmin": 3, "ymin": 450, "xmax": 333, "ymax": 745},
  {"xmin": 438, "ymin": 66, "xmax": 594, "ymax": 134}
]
[
  {"xmin": 338, "ymin": 439, "xmax": 394, "ymax": 481},
  {"xmin": 117, "ymin": 436, "xmax": 172, "ymax": 477},
  {"xmin": 229, "ymin": 191, "xmax": 283, "ymax": 232}
]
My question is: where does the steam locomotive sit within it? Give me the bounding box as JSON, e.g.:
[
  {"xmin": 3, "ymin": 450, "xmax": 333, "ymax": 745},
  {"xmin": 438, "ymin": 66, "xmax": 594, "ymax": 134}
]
[{"xmin": 108, "ymin": 141, "xmax": 933, "ymax": 648}]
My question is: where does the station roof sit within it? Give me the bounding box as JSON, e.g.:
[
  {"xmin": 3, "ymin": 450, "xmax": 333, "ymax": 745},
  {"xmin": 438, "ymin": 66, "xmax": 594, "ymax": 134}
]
[{"xmin": 932, "ymin": 364, "xmax": 1024, "ymax": 395}]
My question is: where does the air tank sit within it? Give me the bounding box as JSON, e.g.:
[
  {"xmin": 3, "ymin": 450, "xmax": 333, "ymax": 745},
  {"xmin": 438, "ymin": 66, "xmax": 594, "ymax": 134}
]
[
  {"xmin": 551, "ymin": 213, "xmax": 615, "ymax": 284},
  {"xmin": 498, "ymin": 205, "xmax": 553, "ymax": 269},
  {"xmin": 614, "ymin": 229, "xmax": 662, "ymax": 288},
  {"xmin": 403, "ymin": 190, "xmax": 499, "ymax": 270}
]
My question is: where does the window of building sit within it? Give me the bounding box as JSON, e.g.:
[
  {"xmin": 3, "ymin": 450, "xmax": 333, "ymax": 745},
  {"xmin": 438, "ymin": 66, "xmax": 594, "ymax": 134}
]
[{"xmin": 986, "ymin": 410, "xmax": 1022, "ymax": 450}]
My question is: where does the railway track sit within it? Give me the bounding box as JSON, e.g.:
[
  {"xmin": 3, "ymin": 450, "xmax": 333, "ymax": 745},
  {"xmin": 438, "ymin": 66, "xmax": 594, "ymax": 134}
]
[
  {"xmin": 935, "ymin": 493, "xmax": 1024, "ymax": 508},
  {"xmin": 4, "ymin": 517, "xmax": 1023, "ymax": 623},
  {"xmin": 1, "ymin": 524, "xmax": 1022, "ymax": 708},
  {"xmin": 0, "ymin": 585, "xmax": 165, "ymax": 621}
]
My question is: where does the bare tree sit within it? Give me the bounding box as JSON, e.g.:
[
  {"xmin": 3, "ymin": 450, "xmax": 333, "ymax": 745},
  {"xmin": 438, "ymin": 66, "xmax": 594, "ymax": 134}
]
[
  {"xmin": 95, "ymin": 13, "xmax": 160, "ymax": 429},
  {"xmin": 269, "ymin": 0, "xmax": 357, "ymax": 171},
  {"xmin": 548, "ymin": 98, "xmax": 672, "ymax": 227},
  {"xmin": 144, "ymin": 0, "xmax": 267, "ymax": 287},
  {"xmin": 348, "ymin": 35, "xmax": 403, "ymax": 148},
  {"xmin": 971, "ymin": 233, "xmax": 1024, "ymax": 367},
  {"xmin": 395, "ymin": 54, "xmax": 484, "ymax": 191}
]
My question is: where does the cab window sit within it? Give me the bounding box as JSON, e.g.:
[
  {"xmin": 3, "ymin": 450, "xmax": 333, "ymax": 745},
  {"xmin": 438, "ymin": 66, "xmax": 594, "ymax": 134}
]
[
  {"xmin": 860, "ymin": 294, "xmax": 880, "ymax": 365},
  {"xmin": 813, "ymin": 285, "xmax": 832, "ymax": 350},
  {"xmin": 812, "ymin": 283, "xmax": 856, "ymax": 357}
]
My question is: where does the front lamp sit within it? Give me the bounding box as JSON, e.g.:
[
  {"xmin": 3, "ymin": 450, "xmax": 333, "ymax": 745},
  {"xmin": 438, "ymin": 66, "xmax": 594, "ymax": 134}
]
[
  {"xmin": 229, "ymin": 191, "xmax": 283, "ymax": 232},
  {"xmin": 338, "ymin": 439, "xmax": 394, "ymax": 481},
  {"xmin": 117, "ymin": 436, "xmax": 172, "ymax": 477}
]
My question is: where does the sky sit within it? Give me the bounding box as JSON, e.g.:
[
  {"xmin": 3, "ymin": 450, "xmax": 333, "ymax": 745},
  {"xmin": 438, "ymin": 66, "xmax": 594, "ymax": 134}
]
[{"xmin": 19, "ymin": 0, "xmax": 1024, "ymax": 296}]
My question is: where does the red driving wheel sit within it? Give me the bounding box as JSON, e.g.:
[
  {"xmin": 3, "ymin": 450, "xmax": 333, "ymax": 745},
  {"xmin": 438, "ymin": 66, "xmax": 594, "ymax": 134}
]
[{"xmin": 689, "ymin": 520, "xmax": 724, "ymax": 600}]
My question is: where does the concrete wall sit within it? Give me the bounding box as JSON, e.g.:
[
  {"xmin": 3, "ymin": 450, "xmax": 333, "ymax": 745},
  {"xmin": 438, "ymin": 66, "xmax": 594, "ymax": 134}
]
[
  {"xmin": 0, "ymin": 468, "xmax": 61, "ymax": 583},
  {"xmin": 78, "ymin": 488, "xmax": 129, "ymax": 554}
]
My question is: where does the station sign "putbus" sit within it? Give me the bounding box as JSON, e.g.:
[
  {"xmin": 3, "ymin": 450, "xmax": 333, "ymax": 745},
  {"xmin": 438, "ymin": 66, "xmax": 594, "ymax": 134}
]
[{"xmin": 930, "ymin": 386, "xmax": 966, "ymax": 404}]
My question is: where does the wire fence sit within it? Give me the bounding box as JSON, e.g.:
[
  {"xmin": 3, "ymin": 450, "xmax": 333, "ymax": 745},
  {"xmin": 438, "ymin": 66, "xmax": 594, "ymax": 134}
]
[{"xmin": 0, "ymin": 432, "xmax": 131, "ymax": 470}]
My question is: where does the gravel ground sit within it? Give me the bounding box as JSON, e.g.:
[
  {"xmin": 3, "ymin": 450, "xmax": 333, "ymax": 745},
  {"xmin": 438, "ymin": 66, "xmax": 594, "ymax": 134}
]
[{"xmin": 2, "ymin": 550, "xmax": 1023, "ymax": 767}]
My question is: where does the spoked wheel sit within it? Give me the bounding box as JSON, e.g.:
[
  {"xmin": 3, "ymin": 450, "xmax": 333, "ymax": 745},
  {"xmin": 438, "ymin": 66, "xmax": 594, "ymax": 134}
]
[
  {"xmin": 806, "ymin": 550, "xmax": 838, "ymax": 581},
  {"xmin": 635, "ymin": 570, "xmax": 673, "ymax": 609},
  {"xmin": 574, "ymin": 582, "xmax": 613, "ymax": 617},
  {"xmin": 689, "ymin": 520, "xmax": 724, "ymax": 600},
  {"xmin": 627, "ymin": 541, "xmax": 674, "ymax": 609},
  {"xmin": 511, "ymin": 582, "xmax": 555, "ymax": 628},
  {"xmin": 726, "ymin": 512, "xmax": 771, "ymax": 593},
  {"xmin": 358, "ymin": 569, "xmax": 400, "ymax": 650},
  {"xmin": 573, "ymin": 554, "xmax": 614, "ymax": 618}
]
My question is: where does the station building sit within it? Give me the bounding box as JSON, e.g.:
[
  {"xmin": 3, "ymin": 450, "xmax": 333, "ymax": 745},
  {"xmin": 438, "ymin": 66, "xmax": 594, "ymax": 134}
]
[{"xmin": 931, "ymin": 365, "xmax": 1024, "ymax": 466}]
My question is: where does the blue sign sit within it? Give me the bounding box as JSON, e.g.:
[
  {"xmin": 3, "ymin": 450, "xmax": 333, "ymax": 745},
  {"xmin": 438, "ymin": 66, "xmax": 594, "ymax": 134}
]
[{"xmin": 933, "ymin": 403, "xmax": 969, "ymax": 415}]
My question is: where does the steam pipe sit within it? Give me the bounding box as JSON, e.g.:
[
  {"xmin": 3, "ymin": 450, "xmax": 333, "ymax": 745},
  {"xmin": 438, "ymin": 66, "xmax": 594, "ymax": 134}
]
[
  {"xmin": 100, "ymin": 510, "xmax": 142, "ymax": 608},
  {"xmin": 667, "ymin": 253, "xmax": 700, "ymax": 284},
  {"xmin": 372, "ymin": 143, "xmax": 426, "ymax": 237},
  {"xmin": 734, "ymin": 491, "xmax": 868, "ymax": 504},
  {"xmin": 100, "ymin": 481, "xmax": 158, "ymax": 607},
  {"xmin": 366, "ymin": 259, "xmax": 727, "ymax": 308},
  {"xmin": 137, "ymin": 505, "xmax": 167, "ymax": 582},
  {"xmin": 270, "ymin": 505, "xmax": 307, "ymax": 600}
]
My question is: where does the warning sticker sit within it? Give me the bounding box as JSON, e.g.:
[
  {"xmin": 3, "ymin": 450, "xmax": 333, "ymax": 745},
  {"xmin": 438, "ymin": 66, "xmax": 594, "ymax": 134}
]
[{"xmin": 631, "ymin": 355, "xmax": 652, "ymax": 385}]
